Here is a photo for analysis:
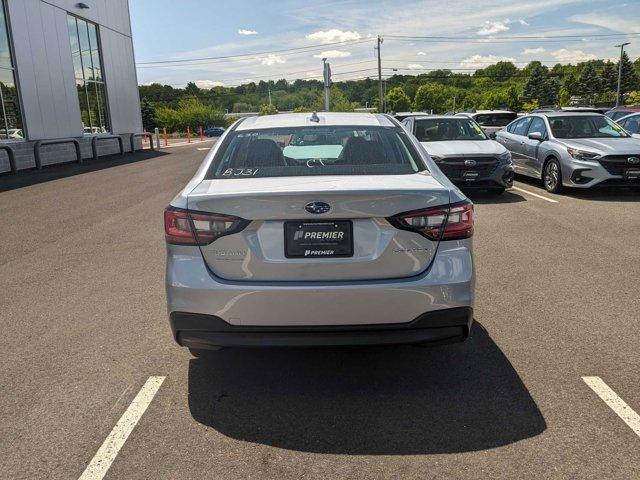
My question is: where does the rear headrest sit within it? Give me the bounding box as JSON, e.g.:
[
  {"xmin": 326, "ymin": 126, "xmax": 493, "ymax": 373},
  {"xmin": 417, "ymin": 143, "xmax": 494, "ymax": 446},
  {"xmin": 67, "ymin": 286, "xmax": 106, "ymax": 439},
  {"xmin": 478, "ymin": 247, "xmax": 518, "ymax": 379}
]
[{"xmin": 245, "ymin": 139, "xmax": 285, "ymax": 167}]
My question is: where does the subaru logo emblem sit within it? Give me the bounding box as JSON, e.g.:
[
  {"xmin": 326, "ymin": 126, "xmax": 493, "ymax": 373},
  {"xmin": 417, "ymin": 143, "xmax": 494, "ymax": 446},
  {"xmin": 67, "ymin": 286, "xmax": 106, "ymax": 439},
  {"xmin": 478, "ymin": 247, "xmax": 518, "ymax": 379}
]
[
  {"xmin": 627, "ymin": 157, "xmax": 640, "ymax": 165},
  {"xmin": 464, "ymin": 159, "xmax": 477, "ymax": 167},
  {"xmin": 305, "ymin": 201, "xmax": 331, "ymax": 214}
]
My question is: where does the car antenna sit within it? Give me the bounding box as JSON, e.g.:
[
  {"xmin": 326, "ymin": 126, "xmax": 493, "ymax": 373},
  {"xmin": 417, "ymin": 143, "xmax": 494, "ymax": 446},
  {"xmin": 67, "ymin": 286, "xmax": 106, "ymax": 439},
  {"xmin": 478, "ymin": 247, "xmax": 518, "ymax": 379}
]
[{"xmin": 309, "ymin": 111, "xmax": 320, "ymax": 123}]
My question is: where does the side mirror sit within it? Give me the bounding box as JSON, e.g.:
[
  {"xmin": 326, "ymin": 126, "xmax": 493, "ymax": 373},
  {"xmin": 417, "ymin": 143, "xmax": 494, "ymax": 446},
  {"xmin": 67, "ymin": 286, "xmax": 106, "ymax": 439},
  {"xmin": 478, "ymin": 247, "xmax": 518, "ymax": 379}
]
[{"xmin": 528, "ymin": 131, "xmax": 544, "ymax": 141}]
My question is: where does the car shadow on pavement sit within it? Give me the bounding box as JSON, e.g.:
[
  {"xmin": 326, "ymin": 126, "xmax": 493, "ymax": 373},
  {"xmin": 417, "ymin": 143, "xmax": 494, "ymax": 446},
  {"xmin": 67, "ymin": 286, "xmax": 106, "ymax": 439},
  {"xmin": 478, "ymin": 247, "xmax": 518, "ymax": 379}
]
[
  {"xmin": 0, "ymin": 149, "xmax": 168, "ymax": 193},
  {"xmin": 464, "ymin": 189, "xmax": 527, "ymax": 204},
  {"xmin": 187, "ymin": 322, "xmax": 546, "ymax": 454},
  {"xmin": 514, "ymin": 174, "xmax": 639, "ymax": 202}
]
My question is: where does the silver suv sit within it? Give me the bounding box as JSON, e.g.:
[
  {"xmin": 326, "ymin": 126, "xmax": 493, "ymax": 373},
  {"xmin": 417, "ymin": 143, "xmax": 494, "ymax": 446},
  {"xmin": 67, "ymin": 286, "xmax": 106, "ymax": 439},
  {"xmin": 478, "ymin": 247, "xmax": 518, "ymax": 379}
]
[
  {"xmin": 496, "ymin": 112, "xmax": 640, "ymax": 193},
  {"xmin": 165, "ymin": 112, "xmax": 475, "ymax": 353}
]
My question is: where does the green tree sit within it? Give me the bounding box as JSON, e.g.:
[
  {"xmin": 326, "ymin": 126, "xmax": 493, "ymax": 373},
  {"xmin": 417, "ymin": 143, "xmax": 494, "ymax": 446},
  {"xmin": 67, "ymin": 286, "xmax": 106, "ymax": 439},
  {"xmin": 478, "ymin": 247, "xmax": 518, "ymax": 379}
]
[
  {"xmin": 259, "ymin": 103, "xmax": 278, "ymax": 115},
  {"xmin": 627, "ymin": 90, "xmax": 640, "ymax": 104},
  {"xmin": 140, "ymin": 97, "xmax": 156, "ymax": 131},
  {"xmin": 523, "ymin": 64, "xmax": 558, "ymax": 106},
  {"xmin": 232, "ymin": 102, "xmax": 253, "ymax": 113},
  {"xmin": 601, "ymin": 61, "xmax": 617, "ymax": 92},
  {"xmin": 185, "ymin": 81, "xmax": 201, "ymax": 96},
  {"xmin": 385, "ymin": 86, "xmax": 412, "ymax": 112},
  {"xmin": 577, "ymin": 63, "xmax": 602, "ymax": 102},
  {"xmin": 563, "ymin": 71, "xmax": 578, "ymax": 96},
  {"xmin": 617, "ymin": 51, "xmax": 639, "ymax": 95},
  {"xmin": 414, "ymin": 83, "xmax": 449, "ymax": 113}
]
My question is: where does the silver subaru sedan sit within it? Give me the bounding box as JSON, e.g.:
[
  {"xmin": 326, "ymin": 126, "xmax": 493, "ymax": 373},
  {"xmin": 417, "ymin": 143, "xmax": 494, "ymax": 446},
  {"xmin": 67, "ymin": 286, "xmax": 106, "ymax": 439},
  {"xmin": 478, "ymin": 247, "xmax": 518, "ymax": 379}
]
[
  {"xmin": 496, "ymin": 112, "xmax": 640, "ymax": 193},
  {"xmin": 164, "ymin": 112, "xmax": 475, "ymax": 354}
]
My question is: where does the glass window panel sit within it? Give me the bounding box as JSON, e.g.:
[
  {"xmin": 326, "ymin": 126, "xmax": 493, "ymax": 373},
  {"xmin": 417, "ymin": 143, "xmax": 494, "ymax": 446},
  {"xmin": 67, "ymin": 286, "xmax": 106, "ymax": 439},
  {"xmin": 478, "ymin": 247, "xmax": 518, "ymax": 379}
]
[
  {"xmin": 87, "ymin": 23, "xmax": 102, "ymax": 82},
  {"xmin": 67, "ymin": 16, "xmax": 83, "ymax": 79},
  {"xmin": 77, "ymin": 19, "xmax": 94, "ymax": 81},
  {"xmin": 76, "ymin": 80, "xmax": 91, "ymax": 133},
  {"xmin": 86, "ymin": 81, "xmax": 99, "ymax": 133},
  {"xmin": 94, "ymin": 82, "xmax": 110, "ymax": 132},
  {"xmin": 0, "ymin": 68, "xmax": 23, "ymax": 137},
  {"xmin": 0, "ymin": 2, "xmax": 11, "ymax": 69}
]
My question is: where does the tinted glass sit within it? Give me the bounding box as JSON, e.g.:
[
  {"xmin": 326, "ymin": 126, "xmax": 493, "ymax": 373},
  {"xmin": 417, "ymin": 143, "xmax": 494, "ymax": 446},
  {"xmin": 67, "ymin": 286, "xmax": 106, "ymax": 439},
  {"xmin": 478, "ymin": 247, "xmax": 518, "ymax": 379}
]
[
  {"xmin": 527, "ymin": 117, "xmax": 547, "ymax": 137},
  {"xmin": 474, "ymin": 113, "xmax": 518, "ymax": 127},
  {"xmin": 622, "ymin": 116, "xmax": 640, "ymax": 134},
  {"xmin": 549, "ymin": 115, "xmax": 629, "ymax": 139},
  {"xmin": 0, "ymin": 1, "xmax": 10, "ymax": 69},
  {"xmin": 0, "ymin": 67, "xmax": 22, "ymax": 135},
  {"xmin": 209, "ymin": 127, "xmax": 424, "ymax": 179},
  {"xmin": 512, "ymin": 117, "xmax": 532, "ymax": 136},
  {"xmin": 87, "ymin": 23, "xmax": 102, "ymax": 82},
  {"xmin": 414, "ymin": 118, "xmax": 486, "ymax": 141}
]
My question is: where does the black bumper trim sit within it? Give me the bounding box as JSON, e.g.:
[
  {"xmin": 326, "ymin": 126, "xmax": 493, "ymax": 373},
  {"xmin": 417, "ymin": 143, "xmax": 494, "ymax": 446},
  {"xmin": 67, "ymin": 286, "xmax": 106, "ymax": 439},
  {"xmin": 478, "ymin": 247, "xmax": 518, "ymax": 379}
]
[{"xmin": 170, "ymin": 307, "xmax": 473, "ymax": 348}]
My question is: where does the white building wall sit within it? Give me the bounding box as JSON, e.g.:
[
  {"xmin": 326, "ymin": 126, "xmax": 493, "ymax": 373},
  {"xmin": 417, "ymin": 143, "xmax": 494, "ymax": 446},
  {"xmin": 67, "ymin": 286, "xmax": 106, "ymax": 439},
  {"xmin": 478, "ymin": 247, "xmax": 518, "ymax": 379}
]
[{"xmin": 5, "ymin": 0, "xmax": 141, "ymax": 140}]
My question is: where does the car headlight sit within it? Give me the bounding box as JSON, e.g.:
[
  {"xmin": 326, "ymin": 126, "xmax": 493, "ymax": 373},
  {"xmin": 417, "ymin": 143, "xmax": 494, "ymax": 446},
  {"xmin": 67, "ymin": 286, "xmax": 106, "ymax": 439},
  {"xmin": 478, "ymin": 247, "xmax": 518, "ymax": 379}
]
[
  {"xmin": 497, "ymin": 151, "xmax": 512, "ymax": 164},
  {"xmin": 566, "ymin": 147, "xmax": 601, "ymax": 161}
]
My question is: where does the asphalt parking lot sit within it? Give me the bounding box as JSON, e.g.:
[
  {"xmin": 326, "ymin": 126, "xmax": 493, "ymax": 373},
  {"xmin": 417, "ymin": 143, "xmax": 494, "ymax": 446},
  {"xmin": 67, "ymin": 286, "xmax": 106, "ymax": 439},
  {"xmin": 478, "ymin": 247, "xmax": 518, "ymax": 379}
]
[{"xmin": 1, "ymin": 143, "xmax": 639, "ymax": 479}]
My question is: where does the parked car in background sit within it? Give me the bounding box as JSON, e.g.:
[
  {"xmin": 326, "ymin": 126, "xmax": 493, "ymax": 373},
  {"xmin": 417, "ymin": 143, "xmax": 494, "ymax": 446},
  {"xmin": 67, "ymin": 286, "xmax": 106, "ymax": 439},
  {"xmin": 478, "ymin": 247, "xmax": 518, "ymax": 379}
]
[
  {"xmin": 403, "ymin": 115, "xmax": 514, "ymax": 194},
  {"xmin": 606, "ymin": 105, "xmax": 640, "ymax": 121},
  {"xmin": 496, "ymin": 112, "xmax": 640, "ymax": 193},
  {"xmin": 204, "ymin": 126, "xmax": 226, "ymax": 137},
  {"xmin": 455, "ymin": 110, "xmax": 518, "ymax": 139},
  {"xmin": 533, "ymin": 106, "xmax": 607, "ymax": 115},
  {"xmin": 394, "ymin": 111, "xmax": 429, "ymax": 121},
  {"xmin": 616, "ymin": 113, "xmax": 640, "ymax": 137},
  {"xmin": 165, "ymin": 112, "xmax": 474, "ymax": 353}
]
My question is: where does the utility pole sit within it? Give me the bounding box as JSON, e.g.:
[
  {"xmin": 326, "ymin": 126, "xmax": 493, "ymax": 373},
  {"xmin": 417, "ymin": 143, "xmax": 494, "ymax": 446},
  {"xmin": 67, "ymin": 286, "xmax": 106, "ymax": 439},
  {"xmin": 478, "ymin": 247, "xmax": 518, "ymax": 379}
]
[
  {"xmin": 322, "ymin": 57, "xmax": 331, "ymax": 111},
  {"xmin": 376, "ymin": 36, "xmax": 383, "ymax": 113},
  {"xmin": 615, "ymin": 42, "xmax": 630, "ymax": 107}
]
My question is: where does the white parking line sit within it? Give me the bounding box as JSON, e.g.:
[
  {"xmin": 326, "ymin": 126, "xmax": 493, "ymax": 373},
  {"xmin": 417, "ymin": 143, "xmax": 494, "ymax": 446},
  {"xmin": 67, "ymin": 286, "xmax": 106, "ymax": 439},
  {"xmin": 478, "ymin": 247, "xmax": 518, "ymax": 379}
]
[
  {"xmin": 582, "ymin": 376, "xmax": 640, "ymax": 437},
  {"xmin": 512, "ymin": 186, "xmax": 559, "ymax": 203},
  {"xmin": 196, "ymin": 147, "xmax": 209, "ymax": 151},
  {"xmin": 78, "ymin": 376, "xmax": 166, "ymax": 480}
]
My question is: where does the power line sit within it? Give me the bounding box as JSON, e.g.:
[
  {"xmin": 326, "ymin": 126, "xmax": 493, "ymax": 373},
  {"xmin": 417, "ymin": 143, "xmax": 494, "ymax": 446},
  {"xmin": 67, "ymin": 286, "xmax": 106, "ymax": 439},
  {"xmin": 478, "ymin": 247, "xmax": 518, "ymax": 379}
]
[
  {"xmin": 385, "ymin": 32, "xmax": 640, "ymax": 40},
  {"xmin": 136, "ymin": 39, "xmax": 372, "ymax": 66}
]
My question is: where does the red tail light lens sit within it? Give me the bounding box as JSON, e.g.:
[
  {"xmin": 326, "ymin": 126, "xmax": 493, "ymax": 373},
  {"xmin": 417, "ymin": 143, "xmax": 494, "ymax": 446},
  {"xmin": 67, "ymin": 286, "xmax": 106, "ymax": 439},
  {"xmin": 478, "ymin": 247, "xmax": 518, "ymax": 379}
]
[
  {"xmin": 164, "ymin": 207, "xmax": 248, "ymax": 245},
  {"xmin": 388, "ymin": 200, "xmax": 474, "ymax": 241}
]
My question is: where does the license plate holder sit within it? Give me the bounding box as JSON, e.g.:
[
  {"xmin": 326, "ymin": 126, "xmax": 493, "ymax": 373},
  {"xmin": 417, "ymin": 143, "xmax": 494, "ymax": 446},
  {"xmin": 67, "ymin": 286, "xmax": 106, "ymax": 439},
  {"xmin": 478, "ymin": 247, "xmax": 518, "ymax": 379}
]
[
  {"xmin": 462, "ymin": 171, "xmax": 479, "ymax": 181},
  {"xmin": 285, "ymin": 220, "xmax": 353, "ymax": 258},
  {"xmin": 624, "ymin": 168, "xmax": 640, "ymax": 180}
]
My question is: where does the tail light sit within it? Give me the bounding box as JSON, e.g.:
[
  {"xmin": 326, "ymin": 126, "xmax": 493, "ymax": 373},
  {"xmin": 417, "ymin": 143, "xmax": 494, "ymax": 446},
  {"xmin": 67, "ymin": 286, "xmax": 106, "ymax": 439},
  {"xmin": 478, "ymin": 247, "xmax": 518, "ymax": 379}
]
[
  {"xmin": 388, "ymin": 200, "xmax": 474, "ymax": 241},
  {"xmin": 164, "ymin": 206, "xmax": 249, "ymax": 245}
]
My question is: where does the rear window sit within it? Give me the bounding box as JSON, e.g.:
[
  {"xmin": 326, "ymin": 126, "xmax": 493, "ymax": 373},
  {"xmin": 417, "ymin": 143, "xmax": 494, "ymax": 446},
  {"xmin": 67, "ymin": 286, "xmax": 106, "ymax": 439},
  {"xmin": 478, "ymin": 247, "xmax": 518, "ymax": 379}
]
[
  {"xmin": 474, "ymin": 113, "xmax": 518, "ymax": 127},
  {"xmin": 207, "ymin": 126, "xmax": 425, "ymax": 179}
]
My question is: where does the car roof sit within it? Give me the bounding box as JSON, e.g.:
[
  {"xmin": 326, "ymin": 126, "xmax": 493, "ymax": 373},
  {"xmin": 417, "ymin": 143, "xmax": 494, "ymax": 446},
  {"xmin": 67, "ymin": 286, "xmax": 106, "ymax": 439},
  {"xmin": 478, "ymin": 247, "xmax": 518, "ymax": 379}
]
[
  {"xmin": 411, "ymin": 115, "xmax": 468, "ymax": 120},
  {"xmin": 458, "ymin": 110, "xmax": 515, "ymax": 115},
  {"xmin": 618, "ymin": 112, "xmax": 640, "ymax": 121},
  {"xmin": 236, "ymin": 112, "xmax": 396, "ymax": 131},
  {"xmin": 534, "ymin": 111, "xmax": 605, "ymax": 118}
]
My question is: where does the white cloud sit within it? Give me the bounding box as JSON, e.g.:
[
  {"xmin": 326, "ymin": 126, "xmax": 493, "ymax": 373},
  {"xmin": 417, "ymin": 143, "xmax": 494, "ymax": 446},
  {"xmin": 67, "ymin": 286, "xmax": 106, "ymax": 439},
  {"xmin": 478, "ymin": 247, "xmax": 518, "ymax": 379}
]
[
  {"xmin": 306, "ymin": 29, "xmax": 361, "ymax": 44},
  {"xmin": 238, "ymin": 28, "xmax": 258, "ymax": 35},
  {"xmin": 551, "ymin": 48, "xmax": 597, "ymax": 63},
  {"xmin": 519, "ymin": 19, "xmax": 530, "ymax": 26},
  {"xmin": 260, "ymin": 54, "xmax": 285, "ymax": 66},
  {"xmin": 522, "ymin": 47, "xmax": 545, "ymax": 55},
  {"xmin": 407, "ymin": 63, "xmax": 425, "ymax": 70},
  {"xmin": 194, "ymin": 79, "xmax": 225, "ymax": 89},
  {"xmin": 313, "ymin": 50, "xmax": 351, "ymax": 59},
  {"xmin": 570, "ymin": 13, "xmax": 640, "ymax": 33},
  {"xmin": 417, "ymin": 51, "xmax": 427, "ymax": 56},
  {"xmin": 477, "ymin": 20, "xmax": 510, "ymax": 36},
  {"xmin": 460, "ymin": 54, "xmax": 516, "ymax": 69}
]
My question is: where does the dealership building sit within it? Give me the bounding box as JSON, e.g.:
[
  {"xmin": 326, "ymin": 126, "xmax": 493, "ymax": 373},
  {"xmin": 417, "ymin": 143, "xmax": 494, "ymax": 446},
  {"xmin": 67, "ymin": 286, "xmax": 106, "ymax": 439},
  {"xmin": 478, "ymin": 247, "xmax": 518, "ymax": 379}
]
[{"xmin": 0, "ymin": 0, "xmax": 142, "ymax": 172}]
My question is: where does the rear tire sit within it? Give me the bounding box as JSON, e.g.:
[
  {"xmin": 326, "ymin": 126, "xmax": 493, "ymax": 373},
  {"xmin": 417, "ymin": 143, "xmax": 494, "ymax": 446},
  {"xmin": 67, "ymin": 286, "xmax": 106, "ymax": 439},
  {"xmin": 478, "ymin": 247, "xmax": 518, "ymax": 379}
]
[{"xmin": 543, "ymin": 158, "xmax": 563, "ymax": 193}]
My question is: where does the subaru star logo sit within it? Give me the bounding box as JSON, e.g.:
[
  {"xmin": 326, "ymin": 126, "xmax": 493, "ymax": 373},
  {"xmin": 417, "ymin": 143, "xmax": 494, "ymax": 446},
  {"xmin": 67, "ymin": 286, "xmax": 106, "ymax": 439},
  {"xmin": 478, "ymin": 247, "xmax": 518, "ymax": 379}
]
[
  {"xmin": 627, "ymin": 157, "xmax": 640, "ymax": 165},
  {"xmin": 464, "ymin": 159, "xmax": 477, "ymax": 167},
  {"xmin": 305, "ymin": 201, "xmax": 331, "ymax": 214}
]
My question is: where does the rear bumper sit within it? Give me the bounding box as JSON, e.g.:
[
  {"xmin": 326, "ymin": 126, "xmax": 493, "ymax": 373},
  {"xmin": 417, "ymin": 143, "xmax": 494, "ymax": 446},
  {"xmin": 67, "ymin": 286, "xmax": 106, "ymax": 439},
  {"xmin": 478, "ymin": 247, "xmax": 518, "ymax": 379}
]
[{"xmin": 171, "ymin": 307, "xmax": 473, "ymax": 348}]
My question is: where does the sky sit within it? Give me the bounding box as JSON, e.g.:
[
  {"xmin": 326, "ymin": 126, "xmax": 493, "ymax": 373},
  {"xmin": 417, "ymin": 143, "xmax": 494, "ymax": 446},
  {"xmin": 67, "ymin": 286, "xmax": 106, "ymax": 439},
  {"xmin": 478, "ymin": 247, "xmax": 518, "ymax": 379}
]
[{"xmin": 129, "ymin": 0, "xmax": 640, "ymax": 88}]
